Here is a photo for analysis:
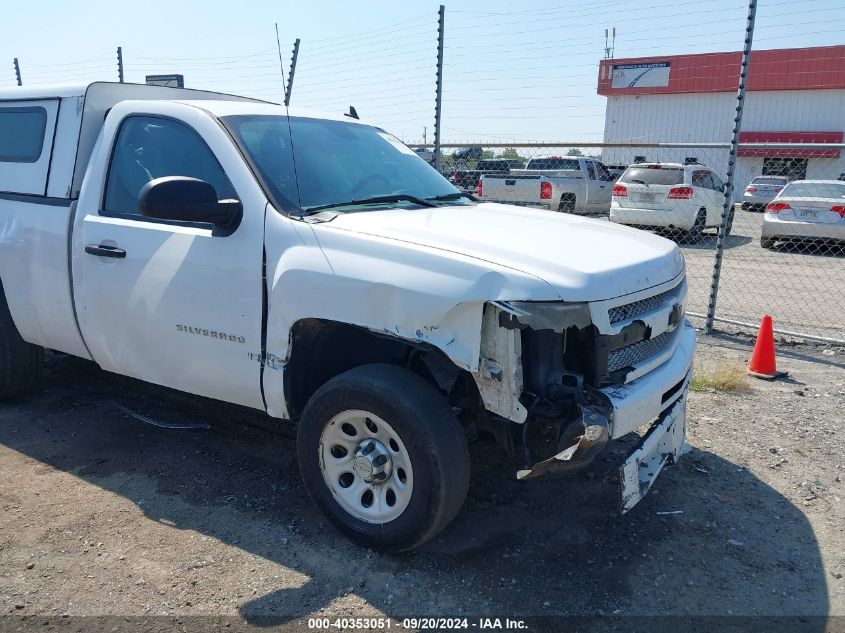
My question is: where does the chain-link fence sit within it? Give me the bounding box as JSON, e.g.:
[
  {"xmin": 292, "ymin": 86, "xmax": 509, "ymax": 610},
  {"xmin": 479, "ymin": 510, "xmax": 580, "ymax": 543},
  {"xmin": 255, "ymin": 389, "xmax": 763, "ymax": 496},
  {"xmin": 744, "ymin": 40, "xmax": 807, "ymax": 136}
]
[{"xmin": 440, "ymin": 141, "xmax": 845, "ymax": 344}]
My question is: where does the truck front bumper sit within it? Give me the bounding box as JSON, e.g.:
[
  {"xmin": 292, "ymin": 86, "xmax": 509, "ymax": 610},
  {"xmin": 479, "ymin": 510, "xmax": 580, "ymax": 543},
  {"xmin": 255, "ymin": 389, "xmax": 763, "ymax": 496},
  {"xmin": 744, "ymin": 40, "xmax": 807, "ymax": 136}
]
[{"xmin": 516, "ymin": 322, "xmax": 695, "ymax": 514}]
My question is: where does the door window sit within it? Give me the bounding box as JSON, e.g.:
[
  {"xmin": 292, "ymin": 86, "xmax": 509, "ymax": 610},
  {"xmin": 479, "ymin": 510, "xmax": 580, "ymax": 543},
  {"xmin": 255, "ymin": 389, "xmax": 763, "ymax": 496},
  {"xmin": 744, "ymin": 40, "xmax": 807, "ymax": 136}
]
[
  {"xmin": 586, "ymin": 162, "xmax": 597, "ymax": 180},
  {"xmin": 596, "ymin": 162, "xmax": 614, "ymax": 181},
  {"xmin": 103, "ymin": 116, "xmax": 236, "ymax": 215},
  {"xmin": 691, "ymin": 170, "xmax": 714, "ymax": 190}
]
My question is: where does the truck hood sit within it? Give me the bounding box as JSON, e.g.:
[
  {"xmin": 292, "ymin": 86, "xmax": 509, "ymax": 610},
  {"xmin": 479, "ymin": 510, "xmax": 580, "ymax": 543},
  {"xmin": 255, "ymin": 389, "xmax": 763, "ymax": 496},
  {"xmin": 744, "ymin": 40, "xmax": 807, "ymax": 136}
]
[{"xmin": 321, "ymin": 202, "xmax": 684, "ymax": 302}]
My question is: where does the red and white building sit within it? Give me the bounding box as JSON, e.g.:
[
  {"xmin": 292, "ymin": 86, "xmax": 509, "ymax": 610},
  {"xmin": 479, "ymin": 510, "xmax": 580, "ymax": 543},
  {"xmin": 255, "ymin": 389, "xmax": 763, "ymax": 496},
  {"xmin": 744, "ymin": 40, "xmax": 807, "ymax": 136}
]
[{"xmin": 597, "ymin": 45, "xmax": 845, "ymax": 188}]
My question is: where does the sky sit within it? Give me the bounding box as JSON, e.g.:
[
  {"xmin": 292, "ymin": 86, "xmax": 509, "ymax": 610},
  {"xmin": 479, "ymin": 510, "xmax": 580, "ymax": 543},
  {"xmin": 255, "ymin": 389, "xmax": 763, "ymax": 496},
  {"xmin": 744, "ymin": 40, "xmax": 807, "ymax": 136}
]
[{"xmin": 3, "ymin": 0, "xmax": 843, "ymax": 144}]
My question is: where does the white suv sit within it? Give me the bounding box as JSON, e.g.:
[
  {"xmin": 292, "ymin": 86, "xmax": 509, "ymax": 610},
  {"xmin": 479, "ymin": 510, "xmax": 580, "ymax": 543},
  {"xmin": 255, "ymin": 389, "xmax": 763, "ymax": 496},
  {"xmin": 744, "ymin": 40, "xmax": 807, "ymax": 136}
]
[{"xmin": 610, "ymin": 163, "xmax": 727, "ymax": 242}]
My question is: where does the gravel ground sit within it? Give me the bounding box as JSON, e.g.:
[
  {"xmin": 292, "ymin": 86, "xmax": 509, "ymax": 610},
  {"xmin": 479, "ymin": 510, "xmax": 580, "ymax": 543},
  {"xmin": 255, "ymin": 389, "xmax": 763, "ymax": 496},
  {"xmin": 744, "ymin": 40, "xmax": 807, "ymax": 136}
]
[{"xmin": 0, "ymin": 335, "xmax": 842, "ymax": 632}]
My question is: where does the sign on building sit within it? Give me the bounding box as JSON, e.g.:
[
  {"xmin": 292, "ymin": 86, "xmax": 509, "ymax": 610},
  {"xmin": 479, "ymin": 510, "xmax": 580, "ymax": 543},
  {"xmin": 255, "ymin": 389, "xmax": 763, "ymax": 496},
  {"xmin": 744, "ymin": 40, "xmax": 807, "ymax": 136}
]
[
  {"xmin": 611, "ymin": 63, "xmax": 670, "ymax": 89},
  {"xmin": 145, "ymin": 74, "xmax": 185, "ymax": 88}
]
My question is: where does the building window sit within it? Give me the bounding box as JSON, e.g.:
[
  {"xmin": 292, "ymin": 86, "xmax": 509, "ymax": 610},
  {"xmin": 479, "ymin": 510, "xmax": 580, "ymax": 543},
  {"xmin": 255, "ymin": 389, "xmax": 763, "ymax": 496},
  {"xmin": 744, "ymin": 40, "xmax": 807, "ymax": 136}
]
[
  {"xmin": 762, "ymin": 157, "xmax": 807, "ymax": 181},
  {"xmin": 684, "ymin": 157, "xmax": 698, "ymax": 165},
  {"xmin": 633, "ymin": 155, "xmax": 646, "ymax": 163}
]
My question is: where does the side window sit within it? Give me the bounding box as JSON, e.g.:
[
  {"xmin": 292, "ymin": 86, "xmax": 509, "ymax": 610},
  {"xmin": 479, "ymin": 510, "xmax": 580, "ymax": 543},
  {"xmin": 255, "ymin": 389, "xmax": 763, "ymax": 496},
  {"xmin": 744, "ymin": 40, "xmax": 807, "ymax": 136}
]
[
  {"xmin": 596, "ymin": 162, "xmax": 614, "ymax": 181},
  {"xmin": 710, "ymin": 172, "xmax": 724, "ymax": 191},
  {"xmin": 0, "ymin": 107, "xmax": 47, "ymax": 163},
  {"xmin": 586, "ymin": 162, "xmax": 597, "ymax": 180},
  {"xmin": 103, "ymin": 116, "xmax": 236, "ymax": 215},
  {"xmin": 691, "ymin": 170, "xmax": 712, "ymax": 189}
]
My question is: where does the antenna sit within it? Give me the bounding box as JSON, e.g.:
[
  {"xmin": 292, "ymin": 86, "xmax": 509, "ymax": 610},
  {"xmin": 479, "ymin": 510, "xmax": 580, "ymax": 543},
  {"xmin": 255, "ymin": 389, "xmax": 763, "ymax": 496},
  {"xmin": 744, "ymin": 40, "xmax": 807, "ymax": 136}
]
[
  {"xmin": 275, "ymin": 23, "xmax": 285, "ymax": 101},
  {"xmin": 604, "ymin": 27, "xmax": 616, "ymax": 59}
]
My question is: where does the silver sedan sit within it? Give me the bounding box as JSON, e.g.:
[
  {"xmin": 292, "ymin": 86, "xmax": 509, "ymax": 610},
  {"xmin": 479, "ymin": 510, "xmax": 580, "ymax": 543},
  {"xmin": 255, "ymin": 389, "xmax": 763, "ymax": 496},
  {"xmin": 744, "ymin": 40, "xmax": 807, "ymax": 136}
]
[
  {"xmin": 742, "ymin": 175, "xmax": 789, "ymax": 211},
  {"xmin": 761, "ymin": 180, "xmax": 845, "ymax": 248}
]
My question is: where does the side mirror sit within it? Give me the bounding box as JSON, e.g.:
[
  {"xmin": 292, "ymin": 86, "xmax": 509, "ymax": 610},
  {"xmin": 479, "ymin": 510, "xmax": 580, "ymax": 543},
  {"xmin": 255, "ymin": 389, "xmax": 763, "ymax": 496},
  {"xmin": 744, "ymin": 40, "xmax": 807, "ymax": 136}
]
[{"xmin": 139, "ymin": 176, "xmax": 241, "ymax": 230}]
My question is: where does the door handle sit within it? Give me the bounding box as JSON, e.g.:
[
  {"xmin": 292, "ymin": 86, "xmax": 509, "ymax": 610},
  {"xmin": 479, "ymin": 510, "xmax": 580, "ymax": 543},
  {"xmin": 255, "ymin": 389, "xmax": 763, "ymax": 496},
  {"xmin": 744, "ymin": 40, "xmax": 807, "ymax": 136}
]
[{"xmin": 85, "ymin": 244, "xmax": 126, "ymax": 259}]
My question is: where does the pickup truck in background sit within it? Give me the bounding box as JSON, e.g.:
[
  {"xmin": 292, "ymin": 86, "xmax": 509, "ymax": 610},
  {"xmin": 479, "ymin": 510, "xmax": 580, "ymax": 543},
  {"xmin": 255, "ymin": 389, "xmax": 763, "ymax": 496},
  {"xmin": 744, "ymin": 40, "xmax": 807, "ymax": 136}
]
[
  {"xmin": 478, "ymin": 156, "xmax": 616, "ymax": 214},
  {"xmin": 0, "ymin": 82, "xmax": 694, "ymax": 552},
  {"xmin": 449, "ymin": 158, "xmax": 525, "ymax": 191}
]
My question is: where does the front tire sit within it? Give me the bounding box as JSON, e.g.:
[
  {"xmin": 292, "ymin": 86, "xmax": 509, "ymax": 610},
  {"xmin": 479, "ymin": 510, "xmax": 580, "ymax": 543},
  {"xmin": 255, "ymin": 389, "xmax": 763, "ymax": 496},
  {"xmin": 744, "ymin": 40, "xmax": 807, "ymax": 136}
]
[
  {"xmin": 761, "ymin": 237, "xmax": 776, "ymax": 249},
  {"xmin": 297, "ymin": 363, "xmax": 470, "ymax": 552},
  {"xmin": 0, "ymin": 281, "xmax": 43, "ymax": 400}
]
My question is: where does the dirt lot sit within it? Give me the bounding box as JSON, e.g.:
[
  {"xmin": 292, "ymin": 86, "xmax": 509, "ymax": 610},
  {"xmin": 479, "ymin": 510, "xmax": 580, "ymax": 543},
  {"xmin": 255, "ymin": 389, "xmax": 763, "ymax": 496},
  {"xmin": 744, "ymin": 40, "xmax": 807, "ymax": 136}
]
[{"xmin": 0, "ymin": 335, "xmax": 843, "ymax": 631}]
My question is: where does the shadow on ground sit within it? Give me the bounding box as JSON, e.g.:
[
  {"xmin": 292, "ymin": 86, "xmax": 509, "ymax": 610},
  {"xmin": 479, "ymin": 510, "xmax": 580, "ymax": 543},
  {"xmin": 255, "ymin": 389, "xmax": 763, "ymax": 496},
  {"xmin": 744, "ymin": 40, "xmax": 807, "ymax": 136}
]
[{"xmin": 0, "ymin": 353, "xmax": 829, "ymax": 628}]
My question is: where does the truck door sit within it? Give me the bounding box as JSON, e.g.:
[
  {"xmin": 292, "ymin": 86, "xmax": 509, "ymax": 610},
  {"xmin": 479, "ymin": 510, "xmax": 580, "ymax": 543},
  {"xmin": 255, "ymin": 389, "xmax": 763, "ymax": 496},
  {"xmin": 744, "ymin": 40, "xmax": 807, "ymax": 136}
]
[
  {"xmin": 585, "ymin": 161, "xmax": 611, "ymax": 211},
  {"xmin": 74, "ymin": 113, "xmax": 266, "ymax": 410}
]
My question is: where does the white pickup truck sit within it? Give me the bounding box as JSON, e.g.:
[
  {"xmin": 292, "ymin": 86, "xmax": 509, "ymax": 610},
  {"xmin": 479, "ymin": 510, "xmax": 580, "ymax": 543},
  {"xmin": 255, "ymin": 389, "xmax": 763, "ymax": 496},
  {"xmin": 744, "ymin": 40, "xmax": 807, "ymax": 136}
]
[
  {"xmin": 478, "ymin": 156, "xmax": 616, "ymax": 214},
  {"xmin": 0, "ymin": 82, "xmax": 694, "ymax": 551}
]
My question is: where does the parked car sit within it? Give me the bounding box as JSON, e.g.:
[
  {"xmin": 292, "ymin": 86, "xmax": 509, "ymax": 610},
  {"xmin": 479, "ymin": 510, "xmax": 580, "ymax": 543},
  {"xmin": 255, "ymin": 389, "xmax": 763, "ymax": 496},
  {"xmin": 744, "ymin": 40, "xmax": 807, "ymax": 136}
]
[
  {"xmin": 761, "ymin": 180, "xmax": 845, "ymax": 248},
  {"xmin": 609, "ymin": 162, "xmax": 727, "ymax": 242},
  {"xmin": 0, "ymin": 82, "xmax": 695, "ymax": 551},
  {"xmin": 478, "ymin": 156, "xmax": 615, "ymax": 214},
  {"xmin": 451, "ymin": 146, "xmax": 483, "ymax": 162},
  {"xmin": 449, "ymin": 158, "xmax": 524, "ymax": 191},
  {"xmin": 413, "ymin": 147, "xmax": 434, "ymax": 163},
  {"xmin": 742, "ymin": 175, "xmax": 790, "ymax": 211}
]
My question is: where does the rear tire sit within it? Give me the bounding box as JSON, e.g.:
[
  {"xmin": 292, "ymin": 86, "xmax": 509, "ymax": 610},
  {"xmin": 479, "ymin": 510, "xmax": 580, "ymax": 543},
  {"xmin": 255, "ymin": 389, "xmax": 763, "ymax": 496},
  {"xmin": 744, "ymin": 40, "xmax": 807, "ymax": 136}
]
[
  {"xmin": 760, "ymin": 237, "xmax": 776, "ymax": 249},
  {"xmin": 557, "ymin": 194, "xmax": 576, "ymax": 213},
  {"xmin": 297, "ymin": 363, "xmax": 470, "ymax": 552},
  {"xmin": 684, "ymin": 208, "xmax": 706, "ymax": 244},
  {"xmin": 0, "ymin": 281, "xmax": 43, "ymax": 400}
]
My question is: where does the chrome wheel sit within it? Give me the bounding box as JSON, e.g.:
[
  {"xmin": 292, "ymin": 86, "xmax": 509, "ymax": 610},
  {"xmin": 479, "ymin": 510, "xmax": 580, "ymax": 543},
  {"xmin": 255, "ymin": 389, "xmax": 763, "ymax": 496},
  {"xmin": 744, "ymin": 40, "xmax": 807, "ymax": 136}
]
[{"xmin": 319, "ymin": 410, "xmax": 414, "ymax": 524}]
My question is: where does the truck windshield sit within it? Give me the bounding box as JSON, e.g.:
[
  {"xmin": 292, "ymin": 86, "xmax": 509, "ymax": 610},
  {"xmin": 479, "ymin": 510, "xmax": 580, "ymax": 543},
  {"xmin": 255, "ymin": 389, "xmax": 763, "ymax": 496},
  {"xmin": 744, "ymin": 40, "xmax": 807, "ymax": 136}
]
[
  {"xmin": 619, "ymin": 166, "xmax": 685, "ymax": 186},
  {"xmin": 223, "ymin": 115, "xmax": 462, "ymax": 213}
]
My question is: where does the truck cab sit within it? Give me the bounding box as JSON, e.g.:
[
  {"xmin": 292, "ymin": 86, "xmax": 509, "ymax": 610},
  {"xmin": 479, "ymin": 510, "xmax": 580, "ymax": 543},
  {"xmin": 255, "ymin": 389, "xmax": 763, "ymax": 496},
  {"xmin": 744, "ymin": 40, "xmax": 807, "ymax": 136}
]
[{"xmin": 0, "ymin": 83, "xmax": 694, "ymax": 551}]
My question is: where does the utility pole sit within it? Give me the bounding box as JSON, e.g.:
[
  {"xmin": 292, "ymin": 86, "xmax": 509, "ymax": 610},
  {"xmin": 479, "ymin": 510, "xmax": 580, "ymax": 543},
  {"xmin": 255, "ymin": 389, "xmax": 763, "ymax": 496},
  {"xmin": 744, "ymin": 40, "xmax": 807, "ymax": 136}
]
[
  {"xmin": 423, "ymin": 126, "xmax": 427, "ymax": 144},
  {"xmin": 433, "ymin": 5, "xmax": 445, "ymax": 172},
  {"xmin": 285, "ymin": 38, "xmax": 300, "ymax": 107},
  {"xmin": 13, "ymin": 58, "xmax": 22, "ymax": 86},
  {"xmin": 117, "ymin": 46, "xmax": 124, "ymax": 83}
]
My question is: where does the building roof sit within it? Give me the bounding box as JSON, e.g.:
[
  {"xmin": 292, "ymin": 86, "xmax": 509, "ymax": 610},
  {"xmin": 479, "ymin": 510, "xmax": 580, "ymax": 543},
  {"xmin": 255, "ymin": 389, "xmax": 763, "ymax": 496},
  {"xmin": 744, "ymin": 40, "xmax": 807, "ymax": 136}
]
[{"xmin": 597, "ymin": 45, "xmax": 845, "ymax": 96}]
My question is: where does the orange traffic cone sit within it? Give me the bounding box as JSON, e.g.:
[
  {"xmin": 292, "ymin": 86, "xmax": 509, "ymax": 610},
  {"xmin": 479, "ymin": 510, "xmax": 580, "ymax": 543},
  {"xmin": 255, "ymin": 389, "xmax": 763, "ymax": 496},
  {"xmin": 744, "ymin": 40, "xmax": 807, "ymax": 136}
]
[{"xmin": 747, "ymin": 315, "xmax": 784, "ymax": 379}]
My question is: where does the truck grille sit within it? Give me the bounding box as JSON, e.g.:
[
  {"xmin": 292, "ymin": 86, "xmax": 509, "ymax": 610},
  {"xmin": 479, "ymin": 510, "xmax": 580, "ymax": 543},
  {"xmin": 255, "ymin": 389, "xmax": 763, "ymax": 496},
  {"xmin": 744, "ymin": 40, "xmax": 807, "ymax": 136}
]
[
  {"xmin": 607, "ymin": 329, "xmax": 675, "ymax": 373},
  {"xmin": 608, "ymin": 287, "xmax": 676, "ymax": 324}
]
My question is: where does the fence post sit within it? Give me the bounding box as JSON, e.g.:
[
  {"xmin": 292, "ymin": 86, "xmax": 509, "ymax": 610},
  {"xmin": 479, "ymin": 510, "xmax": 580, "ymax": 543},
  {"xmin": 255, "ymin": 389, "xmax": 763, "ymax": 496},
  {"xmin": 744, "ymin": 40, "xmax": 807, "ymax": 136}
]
[
  {"xmin": 705, "ymin": 0, "xmax": 756, "ymax": 333},
  {"xmin": 433, "ymin": 4, "xmax": 445, "ymax": 172},
  {"xmin": 117, "ymin": 46, "xmax": 124, "ymax": 83},
  {"xmin": 285, "ymin": 38, "xmax": 300, "ymax": 107},
  {"xmin": 13, "ymin": 58, "xmax": 22, "ymax": 86}
]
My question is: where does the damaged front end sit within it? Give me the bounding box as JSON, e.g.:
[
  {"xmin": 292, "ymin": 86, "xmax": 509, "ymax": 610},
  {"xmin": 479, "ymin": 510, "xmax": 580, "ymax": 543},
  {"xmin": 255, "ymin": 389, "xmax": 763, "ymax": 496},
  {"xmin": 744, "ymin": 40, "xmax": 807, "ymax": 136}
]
[{"xmin": 473, "ymin": 277, "xmax": 694, "ymax": 514}]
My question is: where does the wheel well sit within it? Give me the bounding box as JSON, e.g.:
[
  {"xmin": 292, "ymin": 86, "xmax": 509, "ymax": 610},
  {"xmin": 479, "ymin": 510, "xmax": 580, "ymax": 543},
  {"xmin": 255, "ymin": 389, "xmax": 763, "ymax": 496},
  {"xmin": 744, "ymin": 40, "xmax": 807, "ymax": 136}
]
[
  {"xmin": 284, "ymin": 319, "xmax": 482, "ymax": 421},
  {"xmin": 558, "ymin": 192, "xmax": 576, "ymax": 211}
]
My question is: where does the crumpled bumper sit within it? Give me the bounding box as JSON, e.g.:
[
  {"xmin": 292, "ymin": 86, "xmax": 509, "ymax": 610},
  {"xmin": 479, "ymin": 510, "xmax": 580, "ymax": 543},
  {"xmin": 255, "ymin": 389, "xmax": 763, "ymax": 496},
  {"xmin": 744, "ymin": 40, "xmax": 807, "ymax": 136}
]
[{"xmin": 619, "ymin": 391, "xmax": 688, "ymax": 513}]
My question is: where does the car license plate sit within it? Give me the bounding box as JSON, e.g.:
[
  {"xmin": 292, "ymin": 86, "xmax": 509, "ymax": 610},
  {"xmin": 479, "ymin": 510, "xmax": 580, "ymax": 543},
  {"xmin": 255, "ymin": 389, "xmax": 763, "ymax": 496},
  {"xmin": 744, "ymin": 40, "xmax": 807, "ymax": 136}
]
[
  {"xmin": 797, "ymin": 209, "xmax": 817, "ymax": 220},
  {"xmin": 638, "ymin": 192, "xmax": 656, "ymax": 202}
]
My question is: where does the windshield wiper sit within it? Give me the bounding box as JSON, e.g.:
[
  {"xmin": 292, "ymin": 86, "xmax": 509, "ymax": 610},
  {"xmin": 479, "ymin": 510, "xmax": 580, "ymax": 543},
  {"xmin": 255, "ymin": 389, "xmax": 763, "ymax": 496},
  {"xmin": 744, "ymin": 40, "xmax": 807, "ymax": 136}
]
[
  {"xmin": 302, "ymin": 194, "xmax": 437, "ymax": 215},
  {"xmin": 427, "ymin": 192, "xmax": 478, "ymax": 202}
]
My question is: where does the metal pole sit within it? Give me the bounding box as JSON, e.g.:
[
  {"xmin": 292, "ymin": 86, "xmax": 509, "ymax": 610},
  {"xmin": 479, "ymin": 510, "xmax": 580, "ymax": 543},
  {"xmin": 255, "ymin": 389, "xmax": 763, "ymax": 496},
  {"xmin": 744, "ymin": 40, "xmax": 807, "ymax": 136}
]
[
  {"xmin": 433, "ymin": 5, "xmax": 445, "ymax": 172},
  {"xmin": 705, "ymin": 0, "xmax": 756, "ymax": 334},
  {"xmin": 117, "ymin": 46, "xmax": 124, "ymax": 83},
  {"xmin": 284, "ymin": 38, "xmax": 300, "ymax": 107},
  {"xmin": 13, "ymin": 58, "xmax": 22, "ymax": 86}
]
